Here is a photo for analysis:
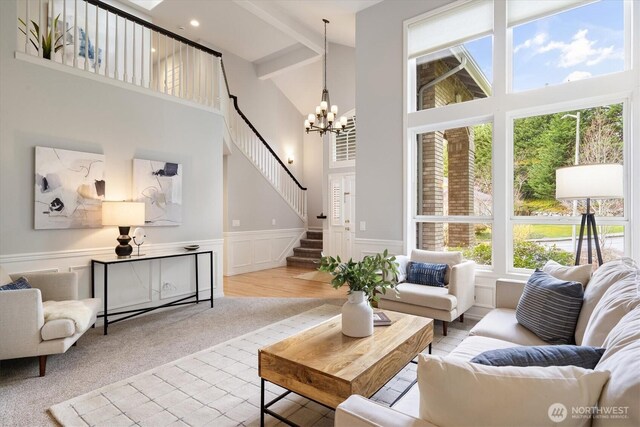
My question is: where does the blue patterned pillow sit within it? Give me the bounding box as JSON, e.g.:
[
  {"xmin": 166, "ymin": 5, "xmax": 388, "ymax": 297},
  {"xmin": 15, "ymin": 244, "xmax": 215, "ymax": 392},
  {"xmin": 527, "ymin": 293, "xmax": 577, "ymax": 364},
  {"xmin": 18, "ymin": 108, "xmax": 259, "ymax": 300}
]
[
  {"xmin": 470, "ymin": 345, "xmax": 605, "ymax": 369},
  {"xmin": 406, "ymin": 262, "xmax": 448, "ymax": 287},
  {"xmin": 516, "ymin": 270, "xmax": 584, "ymax": 345},
  {"xmin": 0, "ymin": 276, "xmax": 31, "ymax": 291}
]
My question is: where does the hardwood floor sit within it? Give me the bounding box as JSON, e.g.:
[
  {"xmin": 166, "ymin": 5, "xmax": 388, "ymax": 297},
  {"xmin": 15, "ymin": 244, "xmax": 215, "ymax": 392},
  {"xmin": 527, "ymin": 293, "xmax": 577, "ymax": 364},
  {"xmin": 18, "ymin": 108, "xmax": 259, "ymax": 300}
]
[{"xmin": 223, "ymin": 266, "xmax": 348, "ymax": 298}]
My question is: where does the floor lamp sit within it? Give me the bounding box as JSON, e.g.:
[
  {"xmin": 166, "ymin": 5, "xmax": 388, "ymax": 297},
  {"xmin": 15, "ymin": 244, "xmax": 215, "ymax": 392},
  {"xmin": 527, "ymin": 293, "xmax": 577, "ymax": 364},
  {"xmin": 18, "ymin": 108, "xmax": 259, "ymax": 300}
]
[{"xmin": 556, "ymin": 164, "xmax": 623, "ymax": 266}]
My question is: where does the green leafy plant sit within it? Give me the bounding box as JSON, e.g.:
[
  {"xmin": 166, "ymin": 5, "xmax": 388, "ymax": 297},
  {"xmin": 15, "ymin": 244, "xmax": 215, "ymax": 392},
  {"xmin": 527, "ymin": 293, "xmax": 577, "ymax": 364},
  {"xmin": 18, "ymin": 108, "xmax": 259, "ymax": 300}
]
[
  {"xmin": 18, "ymin": 14, "xmax": 70, "ymax": 60},
  {"xmin": 318, "ymin": 249, "xmax": 399, "ymax": 304}
]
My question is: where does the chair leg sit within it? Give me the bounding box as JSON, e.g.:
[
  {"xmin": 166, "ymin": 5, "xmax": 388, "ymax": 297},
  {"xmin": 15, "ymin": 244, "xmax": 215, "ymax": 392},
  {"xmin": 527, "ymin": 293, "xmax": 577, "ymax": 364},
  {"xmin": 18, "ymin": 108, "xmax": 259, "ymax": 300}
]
[
  {"xmin": 459, "ymin": 313, "xmax": 464, "ymax": 323},
  {"xmin": 39, "ymin": 355, "xmax": 47, "ymax": 377},
  {"xmin": 442, "ymin": 321, "xmax": 448, "ymax": 336}
]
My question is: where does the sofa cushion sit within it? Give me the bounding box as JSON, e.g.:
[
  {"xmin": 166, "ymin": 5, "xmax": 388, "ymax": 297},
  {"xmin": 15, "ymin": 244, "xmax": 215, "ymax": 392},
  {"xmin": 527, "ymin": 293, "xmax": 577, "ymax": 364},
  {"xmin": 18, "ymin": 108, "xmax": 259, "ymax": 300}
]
[
  {"xmin": 575, "ymin": 258, "xmax": 637, "ymax": 345},
  {"xmin": 470, "ymin": 308, "xmax": 549, "ymax": 346},
  {"xmin": 418, "ymin": 354, "xmax": 610, "ymax": 427},
  {"xmin": 0, "ymin": 266, "xmax": 13, "ymax": 286},
  {"xmin": 406, "ymin": 262, "xmax": 447, "ymax": 287},
  {"xmin": 391, "ymin": 383, "xmax": 421, "ymax": 419},
  {"xmin": 446, "ymin": 335, "xmax": 522, "ymax": 362},
  {"xmin": 0, "ymin": 276, "xmax": 32, "ymax": 291},
  {"xmin": 379, "ymin": 282, "xmax": 457, "ymax": 311},
  {"xmin": 41, "ymin": 318, "xmax": 76, "ymax": 341},
  {"xmin": 594, "ymin": 308, "xmax": 640, "ymax": 427},
  {"xmin": 516, "ymin": 270, "xmax": 583, "ymax": 344},
  {"xmin": 410, "ymin": 250, "xmax": 462, "ymax": 285},
  {"xmin": 543, "ymin": 260, "xmax": 592, "ymax": 287},
  {"xmin": 471, "ymin": 345, "xmax": 605, "ymax": 369},
  {"xmin": 582, "ymin": 273, "xmax": 640, "ymax": 347}
]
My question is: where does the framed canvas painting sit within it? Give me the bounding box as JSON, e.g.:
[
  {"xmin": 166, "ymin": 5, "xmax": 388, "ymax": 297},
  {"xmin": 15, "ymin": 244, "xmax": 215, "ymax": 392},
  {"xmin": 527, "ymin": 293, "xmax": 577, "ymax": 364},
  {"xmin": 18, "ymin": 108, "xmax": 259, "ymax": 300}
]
[
  {"xmin": 34, "ymin": 147, "xmax": 106, "ymax": 229},
  {"xmin": 133, "ymin": 159, "xmax": 182, "ymax": 226}
]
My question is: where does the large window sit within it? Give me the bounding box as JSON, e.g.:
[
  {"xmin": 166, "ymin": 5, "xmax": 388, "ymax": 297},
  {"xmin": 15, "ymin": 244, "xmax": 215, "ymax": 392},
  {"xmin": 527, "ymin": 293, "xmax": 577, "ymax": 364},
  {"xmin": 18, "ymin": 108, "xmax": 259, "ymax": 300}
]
[
  {"xmin": 510, "ymin": 0, "xmax": 625, "ymax": 92},
  {"xmin": 415, "ymin": 123, "xmax": 493, "ymax": 266},
  {"xmin": 405, "ymin": 0, "xmax": 634, "ymax": 276}
]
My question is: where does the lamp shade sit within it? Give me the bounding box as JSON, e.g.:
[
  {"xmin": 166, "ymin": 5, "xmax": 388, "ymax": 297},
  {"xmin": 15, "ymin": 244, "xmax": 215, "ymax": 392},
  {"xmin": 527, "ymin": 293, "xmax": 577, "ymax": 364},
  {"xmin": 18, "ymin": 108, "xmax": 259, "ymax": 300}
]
[
  {"xmin": 102, "ymin": 201, "xmax": 145, "ymax": 226},
  {"xmin": 556, "ymin": 164, "xmax": 623, "ymax": 200}
]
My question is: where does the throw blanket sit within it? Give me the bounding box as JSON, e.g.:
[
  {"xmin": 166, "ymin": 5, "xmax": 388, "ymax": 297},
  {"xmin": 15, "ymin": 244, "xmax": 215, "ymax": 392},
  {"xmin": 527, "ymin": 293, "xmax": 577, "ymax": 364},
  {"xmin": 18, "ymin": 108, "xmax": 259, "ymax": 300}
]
[{"xmin": 43, "ymin": 300, "xmax": 92, "ymax": 332}]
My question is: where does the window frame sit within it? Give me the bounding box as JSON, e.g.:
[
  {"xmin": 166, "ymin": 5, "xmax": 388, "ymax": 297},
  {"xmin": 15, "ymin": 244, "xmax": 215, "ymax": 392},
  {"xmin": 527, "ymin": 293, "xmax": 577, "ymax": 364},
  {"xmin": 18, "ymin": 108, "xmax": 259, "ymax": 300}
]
[{"xmin": 403, "ymin": 0, "xmax": 637, "ymax": 279}]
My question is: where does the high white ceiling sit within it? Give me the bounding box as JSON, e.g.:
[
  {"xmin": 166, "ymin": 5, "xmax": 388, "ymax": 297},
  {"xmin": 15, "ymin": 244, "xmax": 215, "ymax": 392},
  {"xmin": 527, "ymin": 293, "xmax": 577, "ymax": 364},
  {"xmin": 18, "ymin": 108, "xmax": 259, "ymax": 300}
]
[{"xmin": 122, "ymin": 0, "xmax": 381, "ymax": 113}]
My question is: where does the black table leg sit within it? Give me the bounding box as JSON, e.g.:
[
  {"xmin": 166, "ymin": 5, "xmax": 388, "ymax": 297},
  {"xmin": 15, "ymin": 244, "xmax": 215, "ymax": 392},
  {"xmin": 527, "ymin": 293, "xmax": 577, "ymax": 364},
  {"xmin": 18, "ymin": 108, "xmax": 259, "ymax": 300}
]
[
  {"xmin": 209, "ymin": 251, "xmax": 214, "ymax": 308},
  {"xmin": 195, "ymin": 253, "xmax": 199, "ymax": 304},
  {"xmin": 261, "ymin": 378, "xmax": 265, "ymax": 427},
  {"xmin": 91, "ymin": 261, "xmax": 96, "ymax": 328},
  {"xmin": 103, "ymin": 264, "xmax": 108, "ymax": 335}
]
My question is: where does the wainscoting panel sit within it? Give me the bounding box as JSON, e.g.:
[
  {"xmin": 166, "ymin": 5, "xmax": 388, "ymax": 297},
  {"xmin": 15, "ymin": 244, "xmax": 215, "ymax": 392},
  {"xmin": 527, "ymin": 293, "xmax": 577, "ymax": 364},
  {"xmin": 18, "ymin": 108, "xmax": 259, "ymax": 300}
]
[
  {"xmin": 0, "ymin": 239, "xmax": 225, "ymax": 317},
  {"xmin": 224, "ymin": 228, "xmax": 305, "ymax": 276}
]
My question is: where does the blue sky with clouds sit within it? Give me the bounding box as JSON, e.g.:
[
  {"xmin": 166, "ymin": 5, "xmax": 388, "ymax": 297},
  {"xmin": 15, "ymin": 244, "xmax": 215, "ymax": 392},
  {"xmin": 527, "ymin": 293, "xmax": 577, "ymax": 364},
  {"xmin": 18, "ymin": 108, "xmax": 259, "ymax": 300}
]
[{"xmin": 462, "ymin": 0, "xmax": 624, "ymax": 92}]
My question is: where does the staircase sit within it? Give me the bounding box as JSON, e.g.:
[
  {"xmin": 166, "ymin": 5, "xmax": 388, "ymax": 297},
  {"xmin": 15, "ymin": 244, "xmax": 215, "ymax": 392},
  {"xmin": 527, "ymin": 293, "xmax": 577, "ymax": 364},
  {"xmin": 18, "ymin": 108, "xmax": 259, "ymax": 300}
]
[{"xmin": 287, "ymin": 230, "xmax": 323, "ymax": 269}]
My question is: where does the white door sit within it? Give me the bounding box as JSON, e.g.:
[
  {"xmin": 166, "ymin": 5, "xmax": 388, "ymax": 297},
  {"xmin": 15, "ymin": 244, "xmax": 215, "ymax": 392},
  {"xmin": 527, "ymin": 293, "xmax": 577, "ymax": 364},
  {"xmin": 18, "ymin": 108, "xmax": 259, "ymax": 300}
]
[{"xmin": 328, "ymin": 173, "xmax": 356, "ymax": 260}]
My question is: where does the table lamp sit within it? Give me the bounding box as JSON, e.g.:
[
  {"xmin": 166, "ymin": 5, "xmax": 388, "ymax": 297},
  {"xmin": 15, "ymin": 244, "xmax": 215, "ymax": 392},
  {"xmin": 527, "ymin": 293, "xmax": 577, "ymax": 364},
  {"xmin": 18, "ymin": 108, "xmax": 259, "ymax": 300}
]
[
  {"xmin": 102, "ymin": 201, "xmax": 146, "ymax": 258},
  {"xmin": 556, "ymin": 164, "xmax": 623, "ymax": 266}
]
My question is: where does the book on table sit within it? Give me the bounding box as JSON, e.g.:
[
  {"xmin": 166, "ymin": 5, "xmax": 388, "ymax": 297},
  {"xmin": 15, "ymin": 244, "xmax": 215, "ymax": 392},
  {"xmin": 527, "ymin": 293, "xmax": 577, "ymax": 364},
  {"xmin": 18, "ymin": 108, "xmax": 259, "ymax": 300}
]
[{"xmin": 373, "ymin": 311, "xmax": 392, "ymax": 326}]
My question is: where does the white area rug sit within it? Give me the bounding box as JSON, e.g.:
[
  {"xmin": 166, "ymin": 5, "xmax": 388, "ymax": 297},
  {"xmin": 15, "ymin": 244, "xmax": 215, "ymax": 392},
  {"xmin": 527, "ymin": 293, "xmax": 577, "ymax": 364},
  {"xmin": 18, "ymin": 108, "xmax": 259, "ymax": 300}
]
[{"xmin": 50, "ymin": 304, "xmax": 342, "ymax": 427}]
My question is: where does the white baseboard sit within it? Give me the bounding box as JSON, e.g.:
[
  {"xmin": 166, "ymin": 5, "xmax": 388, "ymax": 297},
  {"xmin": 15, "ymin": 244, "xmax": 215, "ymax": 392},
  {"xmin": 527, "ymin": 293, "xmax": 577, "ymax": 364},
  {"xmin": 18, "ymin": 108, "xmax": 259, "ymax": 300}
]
[
  {"xmin": 223, "ymin": 228, "xmax": 306, "ymax": 276},
  {"xmin": 0, "ymin": 239, "xmax": 225, "ymax": 313}
]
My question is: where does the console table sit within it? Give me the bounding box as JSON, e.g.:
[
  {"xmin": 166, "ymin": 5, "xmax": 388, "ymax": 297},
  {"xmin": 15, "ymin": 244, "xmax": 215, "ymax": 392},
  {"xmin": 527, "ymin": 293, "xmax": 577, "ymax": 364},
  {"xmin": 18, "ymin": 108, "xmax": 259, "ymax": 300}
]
[{"xmin": 91, "ymin": 250, "xmax": 214, "ymax": 335}]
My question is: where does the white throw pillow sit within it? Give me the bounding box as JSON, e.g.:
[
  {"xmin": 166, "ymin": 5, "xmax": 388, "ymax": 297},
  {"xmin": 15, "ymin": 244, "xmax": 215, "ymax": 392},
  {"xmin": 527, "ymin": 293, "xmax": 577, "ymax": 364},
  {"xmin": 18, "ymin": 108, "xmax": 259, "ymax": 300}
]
[
  {"xmin": 594, "ymin": 308, "xmax": 640, "ymax": 427},
  {"xmin": 418, "ymin": 354, "xmax": 610, "ymax": 427},
  {"xmin": 543, "ymin": 260, "xmax": 592, "ymax": 287},
  {"xmin": 582, "ymin": 274, "xmax": 640, "ymax": 347},
  {"xmin": 574, "ymin": 258, "xmax": 637, "ymax": 345},
  {"xmin": 0, "ymin": 266, "xmax": 12, "ymax": 286}
]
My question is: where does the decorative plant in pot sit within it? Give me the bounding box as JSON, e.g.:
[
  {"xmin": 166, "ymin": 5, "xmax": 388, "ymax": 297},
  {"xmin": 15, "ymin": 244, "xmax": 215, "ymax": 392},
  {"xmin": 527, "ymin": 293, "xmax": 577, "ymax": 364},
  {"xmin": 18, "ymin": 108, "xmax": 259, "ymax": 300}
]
[
  {"xmin": 319, "ymin": 250, "xmax": 399, "ymax": 337},
  {"xmin": 18, "ymin": 14, "xmax": 70, "ymax": 60}
]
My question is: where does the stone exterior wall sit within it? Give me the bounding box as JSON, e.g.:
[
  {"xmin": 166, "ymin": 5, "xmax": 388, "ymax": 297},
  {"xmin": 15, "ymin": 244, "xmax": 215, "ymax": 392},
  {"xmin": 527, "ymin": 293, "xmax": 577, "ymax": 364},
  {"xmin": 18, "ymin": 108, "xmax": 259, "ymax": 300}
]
[{"xmin": 417, "ymin": 59, "xmax": 476, "ymax": 250}]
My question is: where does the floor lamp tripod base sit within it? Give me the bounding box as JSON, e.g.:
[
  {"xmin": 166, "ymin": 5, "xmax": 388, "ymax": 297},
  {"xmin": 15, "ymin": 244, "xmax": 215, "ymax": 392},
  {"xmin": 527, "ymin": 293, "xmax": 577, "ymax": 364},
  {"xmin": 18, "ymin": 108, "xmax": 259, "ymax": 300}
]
[{"xmin": 575, "ymin": 198, "xmax": 603, "ymax": 266}]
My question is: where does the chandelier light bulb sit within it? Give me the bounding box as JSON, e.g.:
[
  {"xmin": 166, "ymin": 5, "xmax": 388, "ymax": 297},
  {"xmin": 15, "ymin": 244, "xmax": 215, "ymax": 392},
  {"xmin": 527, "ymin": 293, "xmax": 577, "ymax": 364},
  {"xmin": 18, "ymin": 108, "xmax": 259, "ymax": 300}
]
[
  {"xmin": 304, "ymin": 120, "xmax": 310, "ymax": 129},
  {"xmin": 340, "ymin": 116, "xmax": 347, "ymax": 126},
  {"xmin": 327, "ymin": 112, "xmax": 335, "ymax": 122},
  {"xmin": 308, "ymin": 114, "xmax": 315, "ymax": 124},
  {"xmin": 315, "ymin": 106, "xmax": 321, "ymax": 115},
  {"xmin": 320, "ymin": 101, "xmax": 328, "ymax": 111},
  {"xmin": 331, "ymin": 105, "xmax": 338, "ymax": 115}
]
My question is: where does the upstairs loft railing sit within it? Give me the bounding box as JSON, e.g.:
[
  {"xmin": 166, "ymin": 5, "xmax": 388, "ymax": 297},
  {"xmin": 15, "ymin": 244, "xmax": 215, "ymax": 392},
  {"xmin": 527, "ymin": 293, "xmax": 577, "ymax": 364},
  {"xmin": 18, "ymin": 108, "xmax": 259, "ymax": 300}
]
[{"xmin": 16, "ymin": 0, "xmax": 307, "ymax": 221}]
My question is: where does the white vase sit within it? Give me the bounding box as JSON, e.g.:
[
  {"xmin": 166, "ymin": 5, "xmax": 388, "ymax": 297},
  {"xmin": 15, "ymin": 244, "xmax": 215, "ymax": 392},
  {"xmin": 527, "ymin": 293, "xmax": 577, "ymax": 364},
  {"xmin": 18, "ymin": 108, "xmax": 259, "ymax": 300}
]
[{"xmin": 341, "ymin": 290, "xmax": 374, "ymax": 337}]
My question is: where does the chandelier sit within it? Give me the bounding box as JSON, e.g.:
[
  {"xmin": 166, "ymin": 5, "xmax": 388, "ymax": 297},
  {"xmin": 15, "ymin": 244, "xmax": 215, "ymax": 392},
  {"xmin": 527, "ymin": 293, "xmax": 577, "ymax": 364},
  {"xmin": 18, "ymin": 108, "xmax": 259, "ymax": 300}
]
[{"xmin": 304, "ymin": 19, "xmax": 347, "ymax": 136}]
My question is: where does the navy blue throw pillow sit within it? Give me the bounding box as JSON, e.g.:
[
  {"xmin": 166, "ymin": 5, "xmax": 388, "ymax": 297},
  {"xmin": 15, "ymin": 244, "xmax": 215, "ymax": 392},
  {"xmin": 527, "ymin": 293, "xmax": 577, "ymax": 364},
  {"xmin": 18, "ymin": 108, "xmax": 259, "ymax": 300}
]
[
  {"xmin": 0, "ymin": 276, "xmax": 32, "ymax": 291},
  {"xmin": 516, "ymin": 269, "xmax": 584, "ymax": 345},
  {"xmin": 470, "ymin": 345, "xmax": 605, "ymax": 370},
  {"xmin": 406, "ymin": 262, "xmax": 448, "ymax": 287}
]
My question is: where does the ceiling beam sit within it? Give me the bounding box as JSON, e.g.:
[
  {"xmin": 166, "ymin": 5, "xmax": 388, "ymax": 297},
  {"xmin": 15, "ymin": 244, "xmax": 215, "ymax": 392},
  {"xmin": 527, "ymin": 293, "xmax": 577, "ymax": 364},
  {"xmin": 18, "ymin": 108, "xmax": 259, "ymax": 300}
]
[
  {"xmin": 232, "ymin": 0, "xmax": 325, "ymax": 55},
  {"xmin": 255, "ymin": 45, "xmax": 321, "ymax": 80}
]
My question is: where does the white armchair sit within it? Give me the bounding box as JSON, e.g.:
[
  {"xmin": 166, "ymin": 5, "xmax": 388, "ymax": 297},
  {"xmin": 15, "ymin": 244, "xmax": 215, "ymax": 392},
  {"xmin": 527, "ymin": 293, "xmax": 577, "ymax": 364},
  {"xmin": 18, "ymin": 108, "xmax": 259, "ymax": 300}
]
[
  {"xmin": 379, "ymin": 250, "xmax": 475, "ymax": 335},
  {"xmin": 0, "ymin": 267, "xmax": 100, "ymax": 376}
]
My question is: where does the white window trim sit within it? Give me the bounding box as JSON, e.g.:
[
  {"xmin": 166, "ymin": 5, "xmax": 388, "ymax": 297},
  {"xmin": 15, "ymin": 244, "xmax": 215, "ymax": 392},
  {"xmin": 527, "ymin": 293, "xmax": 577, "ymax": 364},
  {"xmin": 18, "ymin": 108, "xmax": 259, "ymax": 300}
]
[
  {"xmin": 330, "ymin": 109, "xmax": 356, "ymax": 169},
  {"xmin": 403, "ymin": 0, "xmax": 639, "ymax": 279}
]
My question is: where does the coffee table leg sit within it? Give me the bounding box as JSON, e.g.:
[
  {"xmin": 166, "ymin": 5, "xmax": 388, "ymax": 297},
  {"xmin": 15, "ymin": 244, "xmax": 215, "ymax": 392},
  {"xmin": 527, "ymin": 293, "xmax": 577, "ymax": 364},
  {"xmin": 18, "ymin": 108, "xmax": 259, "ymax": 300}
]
[
  {"xmin": 429, "ymin": 343, "xmax": 432, "ymax": 354},
  {"xmin": 260, "ymin": 378, "xmax": 265, "ymax": 427}
]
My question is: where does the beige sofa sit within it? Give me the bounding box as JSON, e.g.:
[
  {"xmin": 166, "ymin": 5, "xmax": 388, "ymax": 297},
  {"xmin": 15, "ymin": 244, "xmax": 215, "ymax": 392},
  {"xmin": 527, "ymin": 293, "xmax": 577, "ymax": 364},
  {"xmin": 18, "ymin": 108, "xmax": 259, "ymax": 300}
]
[
  {"xmin": 379, "ymin": 250, "xmax": 475, "ymax": 335},
  {"xmin": 336, "ymin": 258, "xmax": 639, "ymax": 427},
  {"xmin": 0, "ymin": 268, "xmax": 100, "ymax": 376}
]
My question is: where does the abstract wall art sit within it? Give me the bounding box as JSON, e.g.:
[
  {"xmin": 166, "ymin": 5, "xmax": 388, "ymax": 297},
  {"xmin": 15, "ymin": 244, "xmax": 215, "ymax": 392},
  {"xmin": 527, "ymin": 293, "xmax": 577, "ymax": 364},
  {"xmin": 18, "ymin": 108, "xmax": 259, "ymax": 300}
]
[
  {"xmin": 133, "ymin": 159, "xmax": 182, "ymax": 226},
  {"xmin": 34, "ymin": 146, "xmax": 106, "ymax": 229}
]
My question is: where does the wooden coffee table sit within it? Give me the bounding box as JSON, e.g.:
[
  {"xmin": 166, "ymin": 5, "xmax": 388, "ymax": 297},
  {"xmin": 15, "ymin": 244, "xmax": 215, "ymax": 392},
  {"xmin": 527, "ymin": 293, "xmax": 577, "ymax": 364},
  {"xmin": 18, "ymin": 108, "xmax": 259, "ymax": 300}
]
[{"xmin": 258, "ymin": 310, "xmax": 434, "ymax": 426}]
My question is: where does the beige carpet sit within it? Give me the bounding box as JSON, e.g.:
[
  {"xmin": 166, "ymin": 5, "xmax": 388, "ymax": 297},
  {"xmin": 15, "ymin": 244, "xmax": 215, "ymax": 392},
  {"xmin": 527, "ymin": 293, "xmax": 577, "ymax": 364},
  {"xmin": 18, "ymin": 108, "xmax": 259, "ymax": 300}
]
[
  {"xmin": 0, "ymin": 297, "xmax": 343, "ymax": 427},
  {"xmin": 293, "ymin": 271, "xmax": 333, "ymax": 283}
]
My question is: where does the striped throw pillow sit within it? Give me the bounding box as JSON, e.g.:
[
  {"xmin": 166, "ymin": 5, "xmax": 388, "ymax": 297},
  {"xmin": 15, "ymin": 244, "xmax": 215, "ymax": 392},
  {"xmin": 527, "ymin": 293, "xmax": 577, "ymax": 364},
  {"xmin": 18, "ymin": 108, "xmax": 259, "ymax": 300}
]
[
  {"xmin": 406, "ymin": 262, "xmax": 448, "ymax": 287},
  {"xmin": 516, "ymin": 270, "xmax": 584, "ymax": 345}
]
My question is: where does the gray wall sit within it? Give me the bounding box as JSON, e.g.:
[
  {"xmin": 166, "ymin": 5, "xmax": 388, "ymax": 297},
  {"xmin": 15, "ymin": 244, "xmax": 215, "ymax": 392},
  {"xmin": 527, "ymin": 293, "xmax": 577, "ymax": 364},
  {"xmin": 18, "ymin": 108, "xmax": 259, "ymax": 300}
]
[
  {"xmin": 355, "ymin": 0, "xmax": 451, "ymax": 241},
  {"xmin": 224, "ymin": 143, "xmax": 305, "ymax": 231},
  {"xmin": 0, "ymin": 0, "xmax": 223, "ymax": 255}
]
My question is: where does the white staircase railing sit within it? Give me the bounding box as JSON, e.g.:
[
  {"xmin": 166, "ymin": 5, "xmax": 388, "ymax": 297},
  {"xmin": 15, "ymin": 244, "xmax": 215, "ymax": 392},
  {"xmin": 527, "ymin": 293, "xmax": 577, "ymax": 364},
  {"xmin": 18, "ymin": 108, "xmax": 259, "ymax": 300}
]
[
  {"xmin": 16, "ymin": 0, "xmax": 307, "ymax": 222},
  {"xmin": 227, "ymin": 99, "xmax": 307, "ymax": 221}
]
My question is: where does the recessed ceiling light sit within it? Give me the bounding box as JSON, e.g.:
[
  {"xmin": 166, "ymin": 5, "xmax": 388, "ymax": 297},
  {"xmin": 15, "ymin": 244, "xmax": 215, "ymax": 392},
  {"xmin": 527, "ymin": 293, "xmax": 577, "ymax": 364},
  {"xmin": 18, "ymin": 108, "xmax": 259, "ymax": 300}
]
[{"xmin": 190, "ymin": 19, "xmax": 200, "ymax": 27}]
